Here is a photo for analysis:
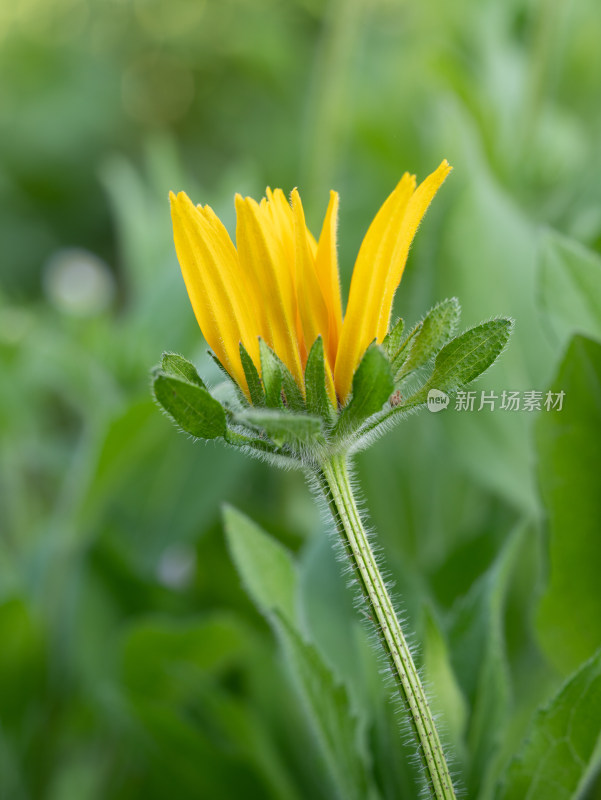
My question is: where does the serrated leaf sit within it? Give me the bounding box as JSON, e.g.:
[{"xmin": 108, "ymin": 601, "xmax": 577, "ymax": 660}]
[
  {"xmin": 153, "ymin": 374, "xmax": 227, "ymax": 439},
  {"xmin": 239, "ymin": 342, "xmax": 265, "ymax": 407},
  {"xmin": 536, "ymin": 335, "xmax": 601, "ymax": 674},
  {"xmin": 336, "ymin": 344, "xmax": 393, "ymax": 433},
  {"xmin": 305, "ymin": 336, "xmax": 335, "ymax": 422},
  {"xmin": 161, "ymin": 353, "xmax": 206, "ymax": 387},
  {"xmin": 412, "ymin": 318, "xmax": 513, "ymax": 403},
  {"xmin": 382, "ymin": 317, "xmax": 405, "ymax": 359},
  {"xmin": 497, "ymin": 649, "xmax": 601, "ymax": 800},
  {"xmin": 236, "ymin": 408, "xmax": 322, "ymax": 447},
  {"xmin": 396, "ymin": 297, "xmax": 461, "ymax": 379}
]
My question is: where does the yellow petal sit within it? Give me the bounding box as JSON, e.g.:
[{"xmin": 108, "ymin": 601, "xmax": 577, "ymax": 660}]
[
  {"xmin": 170, "ymin": 191, "xmax": 259, "ymax": 396},
  {"xmin": 235, "ymin": 194, "xmax": 304, "ymax": 389},
  {"xmin": 376, "ymin": 159, "xmax": 452, "ymax": 341},
  {"xmin": 291, "ymin": 190, "xmax": 329, "ymax": 353},
  {"xmin": 290, "ymin": 189, "xmax": 337, "ymax": 405},
  {"xmin": 334, "ymin": 161, "xmax": 451, "ymax": 402},
  {"xmin": 314, "ymin": 190, "xmax": 342, "ymax": 369},
  {"xmin": 334, "ymin": 172, "xmax": 415, "ymax": 402}
]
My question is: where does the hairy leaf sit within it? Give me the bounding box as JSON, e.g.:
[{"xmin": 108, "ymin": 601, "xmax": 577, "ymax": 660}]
[
  {"xmin": 161, "ymin": 352, "xmax": 206, "ymax": 388},
  {"xmin": 396, "ymin": 297, "xmax": 461, "ymax": 379},
  {"xmin": 153, "ymin": 374, "xmax": 227, "ymax": 439}
]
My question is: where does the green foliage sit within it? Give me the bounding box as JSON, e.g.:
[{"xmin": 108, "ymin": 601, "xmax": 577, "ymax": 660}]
[
  {"xmin": 336, "ymin": 344, "xmax": 394, "ymax": 433},
  {"xmin": 382, "ymin": 317, "xmax": 405, "ymax": 361},
  {"xmin": 497, "ymin": 649, "xmax": 601, "ymax": 800},
  {"xmin": 153, "ymin": 373, "xmax": 227, "ymax": 439},
  {"xmin": 538, "ymin": 232, "xmax": 601, "ymax": 344},
  {"xmin": 304, "ymin": 336, "xmax": 336, "ymax": 422},
  {"xmin": 395, "ymin": 298, "xmax": 461, "ymax": 380},
  {"xmin": 3, "ymin": 0, "xmax": 601, "ymax": 796},
  {"xmin": 536, "ymin": 336, "xmax": 601, "ymax": 674},
  {"xmin": 413, "ymin": 319, "xmax": 513, "ymax": 402},
  {"xmin": 161, "ymin": 352, "xmax": 206, "ymax": 387},
  {"xmin": 235, "ymin": 409, "xmax": 323, "ymax": 448},
  {"xmin": 223, "ymin": 507, "xmax": 372, "ymax": 800},
  {"xmin": 240, "ymin": 342, "xmax": 266, "ymax": 407},
  {"xmin": 260, "ymin": 339, "xmax": 285, "ymax": 408}
]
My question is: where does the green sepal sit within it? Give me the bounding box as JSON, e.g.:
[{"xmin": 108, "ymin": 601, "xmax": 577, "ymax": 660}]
[
  {"xmin": 161, "ymin": 352, "xmax": 206, "ymax": 388},
  {"xmin": 391, "ymin": 321, "xmax": 422, "ymax": 376},
  {"xmin": 412, "ymin": 317, "xmax": 513, "ymax": 402},
  {"xmin": 396, "ymin": 297, "xmax": 461, "ymax": 380},
  {"xmin": 305, "ymin": 336, "xmax": 336, "ymax": 423},
  {"xmin": 206, "ymin": 351, "xmax": 249, "ymax": 407},
  {"xmin": 235, "ymin": 408, "xmax": 323, "ymax": 447},
  {"xmin": 239, "ymin": 342, "xmax": 265, "ymax": 407},
  {"xmin": 353, "ymin": 318, "xmax": 513, "ymax": 447},
  {"xmin": 382, "ymin": 317, "xmax": 405, "ymax": 360},
  {"xmin": 153, "ymin": 373, "xmax": 227, "ymax": 439},
  {"xmin": 259, "ymin": 339, "xmax": 305, "ymax": 411},
  {"xmin": 335, "ymin": 343, "xmax": 393, "ymax": 434},
  {"xmin": 259, "ymin": 339, "xmax": 283, "ymax": 407}
]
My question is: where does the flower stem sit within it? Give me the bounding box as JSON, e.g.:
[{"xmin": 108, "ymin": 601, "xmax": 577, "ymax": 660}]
[{"xmin": 316, "ymin": 452, "xmax": 457, "ymax": 800}]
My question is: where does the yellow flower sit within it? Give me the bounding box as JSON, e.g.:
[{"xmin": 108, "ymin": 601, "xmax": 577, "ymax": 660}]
[{"xmin": 170, "ymin": 160, "xmax": 451, "ymax": 406}]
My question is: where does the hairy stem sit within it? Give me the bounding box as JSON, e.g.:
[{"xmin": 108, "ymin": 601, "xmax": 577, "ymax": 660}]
[{"xmin": 316, "ymin": 452, "xmax": 456, "ymax": 800}]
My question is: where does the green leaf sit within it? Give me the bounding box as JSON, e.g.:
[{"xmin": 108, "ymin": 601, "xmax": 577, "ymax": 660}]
[
  {"xmin": 0, "ymin": 597, "xmax": 45, "ymax": 725},
  {"xmin": 536, "ymin": 335, "xmax": 601, "ymax": 674},
  {"xmin": 336, "ymin": 344, "xmax": 393, "ymax": 433},
  {"xmin": 305, "ymin": 336, "xmax": 335, "ymax": 422},
  {"xmin": 413, "ymin": 318, "xmax": 513, "ymax": 403},
  {"xmin": 396, "ymin": 297, "xmax": 461, "ymax": 379},
  {"xmin": 382, "ymin": 316, "xmax": 405, "ymax": 360},
  {"xmin": 276, "ymin": 613, "xmax": 370, "ymax": 800},
  {"xmin": 223, "ymin": 507, "xmax": 371, "ymax": 800},
  {"xmin": 423, "ymin": 608, "xmax": 468, "ymax": 758},
  {"xmin": 223, "ymin": 505, "xmax": 297, "ymax": 625},
  {"xmin": 239, "ymin": 342, "xmax": 265, "ymax": 407},
  {"xmin": 236, "ymin": 408, "xmax": 322, "ymax": 447},
  {"xmin": 122, "ymin": 614, "xmax": 250, "ymax": 702},
  {"xmin": 259, "ymin": 339, "xmax": 283, "ymax": 407},
  {"xmin": 449, "ymin": 524, "xmax": 525, "ymax": 794},
  {"xmin": 153, "ymin": 374, "xmax": 227, "ymax": 439},
  {"xmin": 538, "ymin": 231, "xmax": 601, "ymax": 344},
  {"xmin": 161, "ymin": 352, "xmax": 206, "ymax": 388},
  {"xmin": 497, "ymin": 649, "xmax": 601, "ymax": 800}
]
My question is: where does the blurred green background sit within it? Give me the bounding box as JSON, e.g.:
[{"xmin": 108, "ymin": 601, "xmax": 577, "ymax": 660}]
[{"xmin": 2, "ymin": 0, "xmax": 601, "ymax": 798}]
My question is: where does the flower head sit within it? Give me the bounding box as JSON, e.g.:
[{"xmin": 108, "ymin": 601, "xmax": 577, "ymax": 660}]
[{"xmin": 169, "ymin": 160, "xmax": 451, "ymax": 406}]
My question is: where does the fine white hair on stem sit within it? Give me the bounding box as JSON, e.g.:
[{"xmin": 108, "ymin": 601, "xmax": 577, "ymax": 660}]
[{"xmin": 308, "ymin": 455, "xmax": 459, "ymax": 799}]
